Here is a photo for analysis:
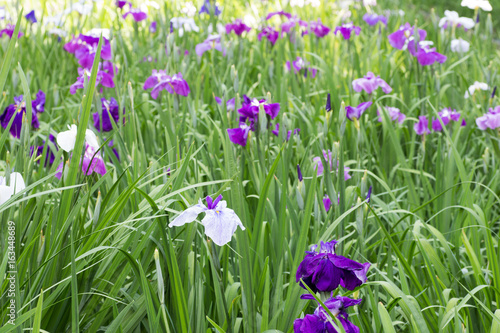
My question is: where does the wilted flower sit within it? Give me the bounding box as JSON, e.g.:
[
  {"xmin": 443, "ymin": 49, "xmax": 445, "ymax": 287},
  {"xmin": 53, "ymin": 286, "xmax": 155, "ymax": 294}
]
[
  {"xmin": 388, "ymin": 23, "xmax": 426, "ymax": 51},
  {"xmin": 334, "ymin": 22, "xmax": 361, "ymax": 40},
  {"xmin": 169, "ymin": 195, "xmax": 245, "ymax": 246},
  {"xmin": 377, "ymin": 107, "xmax": 406, "ymax": 124},
  {"xmin": 195, "ymin": 35, "xmax": 225, "ymax": 57},
  {"xmin": 25, "ymin": 10, "xmax": 37, "ymax": 24},
  {"xmin": 123, "ymin": 6, "xmax": 148, "ymax": 21},
  {"xmin": 199, "ymin": 0, "xmax": 221, "ymax": 16},
  {"xmin": 451, "ymin": 38, "xmax": 470, "ymax": 53},
  {"xmin": 476, "ymin": 106, "xmax": 500, "ymax": 130},
  {"xmin": 286, "ymin": 57, "xmax": 317, "ymax": 78},
  {"xmin": 414, "ymin": 116, "xmax": 431, "ymax": 135},
  {"xmin": 0, "ymin": 91, "xmax": 45, "ymax": 138},
  {"xmin": 0, "ymin": 24, "xmax": 23, "ymax": 39},
  {"xmin": 465, "ymin": 81, "xmax": 489, "ymax": 98},
  {"xmin": 439, "ymin": 10, "xmax": 475, "ymax": 30},
  {"xmin": 461, "ymin": 0, "xmax": 492, "ymax": 11},
  {"xmin": 294, "ymin": 296, "xmax": 362, "ymax": 333},
  {"xmin": 432, "ymin": 108, "xmax": 465, "ymax": 131},
  {"xmin": 215, "ymin": 96, "xmax": 236, "ymax": 111},
  {"xmin": 258, "ymin": 26, "xmax": 279, "ymax": 45},
  {"xmin": 70, "ymin": 62, "xmax": 116, "ymax": 94},
  {"xmin": 296, "ymin": 239, "xmax": 370, "ymax": 292},
  {"xmin": 64, "ymin": 34, "xmax": 112, "ymax": 69},
  {"xmin": 352, "ymin": 72, "xmax": 392, "ymax": 94},
  {"xmin": 226, "ymin": 19, "xmax": 251, "ymax": 35},
  {"xmin": 346, "ymin": 102, "xmax": 372, "ymax": 120},
  {"xmin": 0, "ymin": 172, "xmax": 25, "ymax": 205},
  {"xmin": 143, "ymin": 70, "xmax": 190, "ymax": 99},
  {"xmin": 313, "ymin": 150, "xmax": 351, "ymax": 180},
  {"xmin": 363, "ymin": 13, "xmax": 387, "ymax": 26},
  {"xmin": 93, "ymin": 97, "xmax": 123, "ymax": 132},
  {"xmin": 170, "ymin": 17, "xmax": 199, "ymax": 36}
]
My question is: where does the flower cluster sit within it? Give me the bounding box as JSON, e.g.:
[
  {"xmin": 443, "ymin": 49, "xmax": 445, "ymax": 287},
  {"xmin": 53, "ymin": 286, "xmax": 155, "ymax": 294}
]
[
  {"xmin": 225, "ymin": 19, "xmax": 251, "ymax": 36},
  {"xmin": 414, "ymin": 108, "xmax": 465, "ymax": 135},
  {"xmin": 0, "ymin": 91, "xmax": 46, "ymax": 138},
  {"xmin": 64, "ymin": 34, "xmax": 112, "ymax": 69}
]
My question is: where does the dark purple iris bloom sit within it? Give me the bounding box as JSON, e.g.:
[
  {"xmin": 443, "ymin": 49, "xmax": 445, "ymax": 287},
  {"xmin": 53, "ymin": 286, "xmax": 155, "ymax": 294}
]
[
  {"xmin": 431, "ymin": 108, "xmax": 464, "ymax": 131},
  {"xmin": 0, "ymin": 24, "xmax": 23, "ymax": 39},
  {"xmin": 281, "ymin": 16, "xmax": 308, "ymax": 34},
  {"xmin": 286, "ymin": 57, "xmax": 317, "ymax": 78},
  {"xmin": 345, "ymin": 102, "xmax": 372, "ymax": 121},
  {"xmin": 31, "ymin": 134, "xmax": 57, "ymax": 165},
  {"xmin": 412, "ymin": 41, "xmax": 447, "ymax": 66},
  {"xmin": 363, "ymin": 13, "xmax": 387, "ymax": 26},
  {"xmin": 226, "ymin": 19, "xmax": 251, "ymax": 36},
  {"xmin": 477, "ymin": 106, "xmax": 500, "ymax": 130},
  {"xmin": 0, "ymin": 92, "xmax": 45, "ymax": 138},
  {"xmin": 123, "ymin": 7, "xmax": 147, "ymax": 21},
  {"xmin": 25, "ymin": 10, "xmax": 37, "ymax": 24},
  {"xmin": 64, "ymin": 34, "xmax": 113, "ymax": 69},
  {"xmin": 70, "ymin": 62, "xmax": 116, "ymax": 95},
  {"xmin": 303, "ymin": 19, "xmax": 330, "ymax": 38},
  {"xmin": 388, "ymin": 23, "xmax": 426, "ymax": 52},
  {"xmin": 297, "ymin": 164, "xmax": 303, "ymax": 182},
  {"xmin": 334, "ymin": 23, "xmax": 361, "ymax": 40},
  {"xmin": 272, "ymin": 123, "xmax": 300, "ymax": 141},
  {"xmin": 352, "ymin": 72, "xmax": 392, "ymax": 95},
  {"xmin": 377, "ymin": 107, "xmax": 406, "ymax": 124},
  {"xmin": 237, "ymin": 96, "xmax": 280, "ymax": 129},
  {"xmin": 414, "ymin": 116, "xmax": 431, "ymax": 135},
  {"xmin": 266, "ymin": 11, "xmax": 292, "ymax": 20},
  {"xmin": 116, "ymin": 0, "xmax": 130, "ymax": 9},
  {"xmin": 108, "ymin": 140, "xmax": 120, "ymax": 161},
  {"xmin": 326, "ymin": 93, "xmax": 331, "ymax": 112},
  {"xmin": 143, "ymin": 70, "xmax": 190, "ymax": 99},
  {"xmin": 296, "ymin": 240, "xmax": 370, "ymax": 293},
  {"xmin": 215, "ymin": 96, "xmax": 236, "ymax": 111},
  {"xmin": 294, "ymin": 296, "xmax": 362, "ymax": 333},
  {"xmin": 366, "ymin": 186, "xmax": 372, "ymax": 203},
  {"xmin": 199, "ymin": 0, "xmax": 221, "ymax": 16},
  {"xmin": 227, "ymin": 123, "xmax": 251, "ymax": 146},
  {"xmin": 323, "ymin": 195, "xmax": 332, "ymax": 212},
  {"xmin": 93, "ymin": 97, "xmax": 123, "ymax": 132},
  {"xmin": 150, "ymin": 21, "xmax": 157, "ymax": 33},
  {"xmin": 258, "ymin": 26, "xmax": 279, "ymax": 46}
]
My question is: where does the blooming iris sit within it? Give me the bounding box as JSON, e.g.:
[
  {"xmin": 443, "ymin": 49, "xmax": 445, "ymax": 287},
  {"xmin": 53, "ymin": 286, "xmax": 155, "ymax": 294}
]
[
  {"xmin": 334, "ymin": 23, "xmax": 361, "ymax": 40},
  {"xmin": 0, "ymin": 24, "xmax": 23, "ymax": 39},
  {"xmin": 122, "ymin": 6, "xmax": 148, "ymax": 21},
  {"xmin": 143, "ymin": 71, "xmax": 190, "ymax": 99},
  {"xmin": 281, "ymin": 16, "xmax": 308, "ymax": 34},
  {"xmin": 70, "ymin": 62, "xmax": 116, "ymax": 94},
  {"xmin": 31, "ymin": 134, "xmax": 57, "ymax": 165},
  {"xmin": 312, "ymin": 150, "xmax": 351, "ymax": 180},
  {"xmin": 0, "ymin": 91, "xmax": 45, "ymax": 138},
  {"xmin": 215, "ymin": 97, "xmax": 236, "ymax": 111},
  {"xmin": 64, "ymin": 34, "xmax": 112, "ymax": 69},
  {"xmin": 150, "ymin": 21, "xmax": 157, "ymax": 33},
  {"xmin": 476, "ymin": 106, "xmax": 500, "ymax": 130},
  {"xmin": 226, "ymin": 19, "xmax": 251, "ymax": 36},
  {"xmin": 25, "ymin": 10, "xmax": 37, "ymax": 24},
  {"xmin": 431, "ymin": 108, "xmax": 465, "ymax": 131},
  {"xmin": 258, "ymin": 26, "xmax": 279, "ymax": 46},
  {"xmin": 363, "ymin": 13, "xmax": 387, "ymax": 26},
  {"xmin": 451, "ymin": 39, "xmax": 470, "ymax": 53},
  {"xmin": 414, "ymin": 116, "xmax": 431, "ymax": 135},
  {"xmin": 199, "ymin": 0, "xmax": 221, "ymax": 16},
  {"xmin": 56, "ymin": 124, "xmax": 99, "ymax": 153},
  {"xmin": 465, "ymin": 81, "xmax": 489, "ymax": 98},
  {"xmin": 352, "ymin": 72, "xmax": 392, "ymax": 94},
  {"xmin": 439, "ymin": 10, "xmax": 475, "ymax": 30},
  {"xmin": 411, "ymin": 41, "xmax": 447, "ymax": 66},
  {"xmin": 461, "ymin": 0, "xmax": 492, "ymax": 11},
  {"xmin": 169, "ymin": 195, "xmax": 245, "ymax": 246},
  {"xmin": 93, "ymin": 97, "xmax": 123, "ymax": 132},
  {"xmin": 170, "ymin": 17, "xmax": 200, "ymax": 36},
  {"xmin": 296, "ymin": 240, "xmax": 370, "ymax": 292},
  {"xmin": 286, "ymin": 57, "xmax": 317, "ymax": 78},
  {"xmin": 227, "ymin": 123, "xmax": 251, "ymax": 146},
  {"xmin": 388, "ymin": 23, "xmax": 426, "ymax": 52},
  {"xmin": 195, "ymin": 35, "xmax": 225, "ymax": 57},
  {"xmin": 116, "ymin": 0, "xmax": 130, "ymax": 9},
  {"xmin": 0, "ymin": 172, "xmax": 25, "ymax": 205},
  {"xmin": 302, "ymin": 19, "xmax": 330, "ymax": 38},
  {"xmin": 266, "ymin": 11, "xmax": 292, "ymax": 20},
  {"xmin": 377, "ymin": 107, "xmax": 406, "ymax": 124},
  {"xmin": 345, "ymin": 102, "xmax": 372, "ymax": 120}
]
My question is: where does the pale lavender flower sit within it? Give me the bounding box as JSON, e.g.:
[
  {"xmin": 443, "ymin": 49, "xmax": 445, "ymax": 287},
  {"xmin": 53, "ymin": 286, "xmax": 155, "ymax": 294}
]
[{"xmin": 352, "ymin": 72, "xmax": 392, "ymax": 94}]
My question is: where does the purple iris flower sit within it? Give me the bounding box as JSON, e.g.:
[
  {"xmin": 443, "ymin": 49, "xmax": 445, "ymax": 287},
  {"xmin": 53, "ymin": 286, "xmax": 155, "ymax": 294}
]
[
  {"xmin": 258, "ymin": 26, "xmax": 279, "ymax": 46},
  {"xmin": 64, "ymin": 34, "xmax": 113, "ymax": 69},
  {"xmin": 227, "ymin": 123, "xmax": 251, "ymax": 146},
  {"xmin": 312, "ymin": 150, "xmax": 351, "ymax": 180},
  {"xmin": 0, "ymin": 24, "xmax": 23, "ymax": 39},
  {"xmin": 215, "ymin": 96, "xmax": 236, "ymax": 111},
  {"xmin": 334, "ymin": 23, "xmax": 361, "ymax": 40},
  {"xmin": 323, "ymin": 195, "xmax": 332, "ymax": 212},
  {"xmin": 272, "ymin": 123, "xmax": 300, "ymax": 141},
  {"xmin": 294, "ymin": 296, "xmax": 362, "ymax": 333},
  {"xmin": 431, "ymin": 108, "xmax": 464, "ymax": 131},
  {"xmin": 476, "ymin": 106, "xmax": 500, "ymax": 130},
  {"xmin": 116, "ymin": 0, "xmax": 130, "ymax": 9},
  {"xmin": 70, "ymin": 62, "xmax": 116, "ymax": 95},
  {"xmin": 345, "ymin": 101, "xmax": 372, "ymax": 121},
  {"xmin": 25, "ymin": 10, "xmax": 37, "ymax": 24},
  {"xmin": 0, "ymin": 92, "xmax": 45, "ymax": 138},
  {"xmin": 266, "ymin": 11, "xmax": 292, "ymax": 20},
  {"xmin": 281, "ymin": 16, "xmax": 308, "ymax": 34},
  {"xmin": 143, "ymin": 70, "xmax": 190, "ymax": 99},
  {"xmin": 296, "ymin": 240, "xmax": 371, "ymax": 293},
  {"xmin": 195, "ymin": 35, "xmax": 225, "ymax": 57},
  {"xmin": 237, "ymin": 96, "xmax": 280, "ymax": 129},
  {"xmin": 93, "ymin": 97, "xmax": 123, "ymax": 132},
  {"xmin": 226, "ymin": 19, "xmax": 251, "ymax": 36},
  {"xmin": 31, "ymin": 134, "xmax": 57, "ymax": 165},
  {"xmin": 414, "ymin": 116, "xmax": 431, "ymax": 135},
  {"xmin": 297, "ymin": 164, "xmax": 303, "ymax": 182},
  {"xmin": 286, "ymin": 57, "xmax": 317, "ymax": 78},
  {"xmin": 326, "ymin": 93, "xmax": 331, "ymax": 112},
  {"xmin": 55, "ymin": 142, "xmax": 107, "ymax": 179},
  {"xmin": 199, "ymin": 0, "xmax": 221, "ymax": 16},
  {"xmin": 412, "ymin": 41, "xmax": 447, "ymax": 66},
  {"xmin": 377, "ymin": 107, "xmax": 406, "ymax": 124},
  {"xmin": 150, "ymin": 21, "xmax": 157, "ymax": 33},
  {"xmin": 303, "ymin": 19, "xmax": 330, "ymax": 38},
  {"xmin": 123, "ymin": 7, "xmax": 147, "ymax": 21},
  {"xmin": 388, "ymin": 23, "xmax": 426, "ymax": 52},
  {"xmin": 363, "ymin": 13, "xmax": 387, "ymax": 26},
  {"xmin": 352, "ymin": 72, "xmax": 392, "ymax": 94}
]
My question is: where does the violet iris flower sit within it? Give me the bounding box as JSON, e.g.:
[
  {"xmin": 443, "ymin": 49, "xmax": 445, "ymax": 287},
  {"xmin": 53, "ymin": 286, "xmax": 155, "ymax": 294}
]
[
  {"xmin": 281, "ymin": 16, "xmax": 308, "ymax": 34},
  {"xmin": 226, "ymin": 19, "xmax": 251, "ymax": 35},
  {"xmin": 414, "ymin": 116, "xmax": 431, "ymax": 135},
  {"xmin": 323, "ymin": 195, "xmax": 332, "ymax": 212},
  {"xmin": 266, "ymin": 11, "xmax": 292, "ymax": 20},
  {"xmin": 294, "ymin": 296, "xmax": 362, "ymax": 333},
  {"xmin": 199, "ymin": 0, "xmax": 221, "ymax": 16},
  {"xmin": 431, "ymin": 108, "xmax": 465, "ymax": 131},
  {"xmin": 93, "ymin": 97, "xmax": 122, "ymax": 132},
  {"xmin": 296, "ymin": 240, "xmax": 371, "ymax": 292},
  {"xmin": 286, "ymin": 57, "xmax": 317, "ymax": 78},
  {"xmin": 55, "ymin": 142, "xmax": 107, "ymax": 179},
  {"xmin": 64, "ymin": 34, "xmax": 113, "ymax": 69},
  {"xmin": 169, "ymin": 195, "xmax": 245, "ymax": 246},
  {"xmin": 303, "ymin": 19, "xmax": 330, "ymax": 38},
  {"xmin": 363, "ymin": 13, "xmax": 387, "ymax": 26},
  {"xmin": 123, "ymin": 7, "xmax": 147, "ymax": 21},
  {"xmin": 237, "ymin": 96, "xmax": 280, "ymax": 129},
  {"xmin": 258, "ymin": 26, "xmax": 279, "ymax": 46},
  {"xmin": 272, "ymin": 123, "xmax": 300, "ymax": 141},
  {"xmin": 0, "ymin": 91, "xmax": 45, "ymax": 138},
  {"xmin": 70, "ymin": 62, "xmax": 116, "ymax": 95},
  {"xmin": 195, "ymin": 35, "xmax": 225, "ymax": 57},
  {"xmin": 412, "ymin": 41, "xmax": 447, "ymax": 66},
  {"xmin": 215, "ymin": 96, "xmax": 236, "ymax": 111},
  {"xmin": 116, "ymin": 0, "xmax": 130, "ymax": 9},
  {"xmin": 0, "ymin": 24, "xmax": 23, "ymax": 39},
  {"xmin": 476, "ymin": 106, "xmax": 500, "ymax": 130},
  {"xmin": 25, "ymin": 10, "xmax": 37, "ymax": 24},
  {"xmin": 227, "ymin": 123, "xmax": 251, "ymax": 146},
  {"xmin": 352, "ymin": 72, "xmax": 392, "ymax": 94},
  {"xmin": 345, "ymin": 101, "xmax": 372, "ymax": 120},
  {"xmin": 377, "ymin": 107, "xmax": 406, "ymax": 124},
  {"xmin": 150, "ymin": 21, "xmax": 157, "ymax": 33},
  {"xmin": 388, "ymin": 23, "xmax": 426, "ymax": 52},
  {"xmin": 31, "ymin": 134, "xmax": 57, "ymax": 165},
  {"xmin": 312, "ymin": 150, "xmax": 351, "ymax": 180},
  {"xmin": 143, "ymin": 70, "xmax": 190, "ymax": 99},
  {"xmin": 334, "ymin": 23, "xmax": 361, "ymax": 40}
]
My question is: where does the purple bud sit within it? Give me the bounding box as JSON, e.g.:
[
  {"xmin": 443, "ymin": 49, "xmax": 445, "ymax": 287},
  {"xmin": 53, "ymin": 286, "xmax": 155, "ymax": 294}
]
[
  {"xmin": 492, "ymin": 86, "xmax": 497, "ymax": 99},
  {"xmin": 326, "ymin": 93, "xmax": 331, "ymax": 112},
  {"xmin": 297, "ymin": 164, "xmax": 303, "ymax": 182},
  {"xmin": 366, "ymin": 186, "xmax": 372, "ymax": 203},
  {"xmin": 476, "ymin": 12, "xmax": 480, "ymax": 24},
  {"xmin": 170, "ymin": 22, "xmax": 174, "ymax": 33}
]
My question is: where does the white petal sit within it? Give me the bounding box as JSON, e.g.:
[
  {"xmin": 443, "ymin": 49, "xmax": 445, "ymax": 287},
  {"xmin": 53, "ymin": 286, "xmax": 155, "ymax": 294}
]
[
  {"xmin": 0, "ymin": 185, "xmax": 14, "ymax": 205},
  {"xmin": 9, "ymin": 172, "xmax": 25, "ymax": 194},
  {"xmin": 85, "ymin": 129, "xmax": 99, "ymax": 150},
  {"xmin": 169, "ymin": 203, "xmax": 206, "ymax": 227},
  {"xmin": 202, "ymin": 208, "xmax": 245, "ymax": 246},
  {"xmin": 57, "ymin": 125, "xmax": 77, "ymax": 152}
]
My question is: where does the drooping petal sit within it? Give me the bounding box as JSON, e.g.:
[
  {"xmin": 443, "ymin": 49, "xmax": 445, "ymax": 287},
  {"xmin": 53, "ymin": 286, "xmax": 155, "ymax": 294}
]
[
  {"xmin": 169, "ymin": 203, "xmax": 207, "ymax": 227},
  {"xmin": 57, "ymin": 125, "xmax": 78, "ymax": 152}
]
